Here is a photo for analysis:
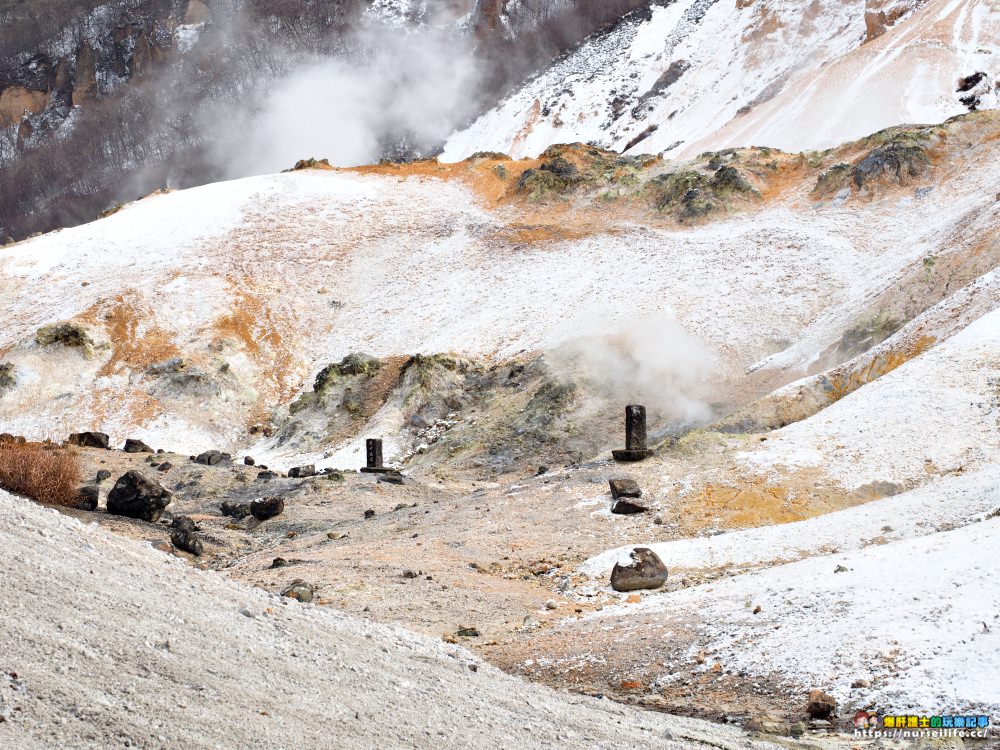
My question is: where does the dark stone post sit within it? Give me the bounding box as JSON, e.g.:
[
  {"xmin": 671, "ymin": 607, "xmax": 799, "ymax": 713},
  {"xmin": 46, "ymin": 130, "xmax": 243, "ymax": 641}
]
[
  {"xmin": 366, "ymin": 438, "xmax": 383, "ymax": 469},
  {"xmin": 612, "ymin": 404, "xmax": 654, "ymax": 462},
  {"xmin": 625, "ymin": 404, "xmax": 647, "ymax": 452}
]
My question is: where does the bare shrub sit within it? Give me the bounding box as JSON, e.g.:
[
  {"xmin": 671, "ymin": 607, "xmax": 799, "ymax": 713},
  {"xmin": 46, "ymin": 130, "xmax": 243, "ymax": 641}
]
[{"xmin": 0, "ymin": 440, "xmax": 81, "ymax": 506}]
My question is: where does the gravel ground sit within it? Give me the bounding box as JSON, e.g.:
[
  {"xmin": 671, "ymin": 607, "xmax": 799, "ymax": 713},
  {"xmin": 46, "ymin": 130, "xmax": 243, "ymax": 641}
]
[{"xmin": 0, "ymin": 490, "xmax": 788, "ymax": 750}]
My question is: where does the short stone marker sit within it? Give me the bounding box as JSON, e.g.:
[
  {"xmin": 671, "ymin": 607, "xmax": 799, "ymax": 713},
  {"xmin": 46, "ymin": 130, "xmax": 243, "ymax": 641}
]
[{"xmin": 611, "ymin": 404, "xmax": 654, "ymax": 462}]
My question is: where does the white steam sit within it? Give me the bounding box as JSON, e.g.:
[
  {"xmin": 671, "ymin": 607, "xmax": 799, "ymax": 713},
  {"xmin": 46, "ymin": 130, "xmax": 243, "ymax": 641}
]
[
  {"xmin": 549, "ymin": 314, "xmax": 720, "ymax": 425},
  {"xmin": 213, "ymin": 25, "xmax": 482, "ymax": 177}
]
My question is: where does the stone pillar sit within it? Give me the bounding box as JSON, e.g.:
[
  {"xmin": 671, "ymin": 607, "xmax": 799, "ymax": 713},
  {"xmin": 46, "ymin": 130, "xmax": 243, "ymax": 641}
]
[
  {"xmin": 612, "ymin": 404, "xmax": 654, "ymax": 462},
  {"xmin": 366, "ymin": 438, "xmax": 383, "ymax": 469},
  {"xmin": 625, "ymin": 404, "xmax": 647, "ymax": 452}
]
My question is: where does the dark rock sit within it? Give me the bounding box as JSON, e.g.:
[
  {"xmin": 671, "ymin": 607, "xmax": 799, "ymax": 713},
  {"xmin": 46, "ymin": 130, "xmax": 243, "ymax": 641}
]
[
  {"xmin": 193, "ymin": 450, "xmax": 227, "ymax": 466},
  {"xmin": 609, "ymin": 478, "xmax": 642, "ymax": 499},
  {"xmin": 256, "ymin": 470, "xmax": 278, "ymax": 481},
  {"xmin": 288, "ymin": 464, "xmax": 315, "ymax": 478},
  {"xmin": 95, "ymin": 469, "xmax": 112, "ymax": 483},
  {"xmin": 271, "ymin": 557, "xmax": 289, "ymax": 568},
  {"xmin": 250, "ymin": 496, "xmax": 284, "ymax": 521},
  {"xmin": 281, "ymin": 580, "xmax": 313, "ymax": 603},
  {"xmin": 243, "ymin": 456, "xmax": 255, "ymax": 466},
  {"xmin": 68, "ymin": 431, "xmax": 110, "ymax": 449},
  {"xmin": 156, "ymin": 462, "xmax": 172, "ymax": 472},
  {"xmin": 171, "ymin": 515, "xmax": 198, "ymax": 533},
  {"xmin": 806, "ymin": 689, "xmax": 837, "ymax": 720},
  {"xmin": 220, "ymin": 501, "xmax": 251, "ymax": 519},
  {"xmin": 363, "ymin": 509, "xmax": 376, "ymax": 519},
  {"xmin": 0, "ymin": 363, "xmax": 15, "ymax": 391},
  {"xmin": 171, "ymin": 528, "xmax": 203, "ymax": 556},
  {"xmin": 610, "ymin": 548, "xmax": 668, "ymax": 592},
  {"xmin": 611, "ymin": 497, "xmax": 650, "ymax": 514},
  {"xmin": 536, "ymin": 465, "xmax": 548, "ymax": 476},
  {"xmin": 106, "ymin": 470, "xmax": 172, "ymax": 522},
  {"xmin": 377, "ymin": 473, "xmax": 404, "ymax": 485},
  {"xmin": 123, "ymin": 438, "xmax": 153, "ymax": 453},
  {"xmin": 76, "ymin": 484, "xmax": 99, "ymax": 511},
  {"xmin": 456, "ymin": 626, "xmax": 480, "ymax": 637}
]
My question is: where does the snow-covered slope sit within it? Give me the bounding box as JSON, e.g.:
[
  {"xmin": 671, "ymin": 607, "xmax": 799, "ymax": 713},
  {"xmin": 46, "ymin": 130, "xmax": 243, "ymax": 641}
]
[
  {"xmin": 1, "ymin": 113, "xmax": 998, "ymax": 459},
  {"xmin": 442, "ymin": 0, "xmax": 998, "ymax": 161},
  {"xmin": 0, "ymin": 488, "xmax": 787, "ymax": 750}
]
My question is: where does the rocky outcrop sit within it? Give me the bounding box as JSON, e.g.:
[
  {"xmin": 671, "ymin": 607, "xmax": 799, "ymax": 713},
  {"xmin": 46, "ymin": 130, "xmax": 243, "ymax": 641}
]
[{"xmin": 68, "ymin": 432, "xmax": 110, "ymax": 450}]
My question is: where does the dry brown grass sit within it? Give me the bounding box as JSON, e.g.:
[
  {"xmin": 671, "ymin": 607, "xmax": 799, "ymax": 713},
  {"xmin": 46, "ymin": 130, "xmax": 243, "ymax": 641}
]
[{"xmin": 0, "ymin": 441, "xmax": 81, "ymax": 506}]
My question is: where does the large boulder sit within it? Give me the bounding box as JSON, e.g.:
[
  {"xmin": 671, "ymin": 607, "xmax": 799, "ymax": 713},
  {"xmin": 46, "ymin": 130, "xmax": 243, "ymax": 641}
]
[
  {"xmin": 68, "ymin": 431, "xmax": 110, "ymax": 449},
  {"xmin": 610, "ymin": 548, "xmax": 668, "ymax": 592},
  {"xmin": 251, "ymin": 496, "xmax": 284, "ymax": 521},
  {"xmin": 193, "ymin": 450, "xmax": 229, "ymax": 466},
  {"xmin": 106, "ymin": 470, "xmax": 172, "ymax": 522},
  {"xmin": 123, "ymin": 438, "xmax": 153, "ymax": 453},
  {"xmin": 75, "ymin": 485, "xmax": 99, "ymax": 511}
]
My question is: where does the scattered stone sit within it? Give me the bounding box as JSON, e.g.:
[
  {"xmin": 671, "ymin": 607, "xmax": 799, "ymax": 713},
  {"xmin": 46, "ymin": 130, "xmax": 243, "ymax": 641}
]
[
  {"xmin": 746, "ymin": 715, "xmax": 789, "ymax": 736},
  {"xmin": 327, "ymin": 531, "xmax": 348, "ymax": 540},
  {"xmin": 123, "ymin": 438, "xmax": 153, "ymax": 454},
  {"xmin": 288, "ymin": 464, "xmax": 315, "ymax": 478},
  {"xmin": 609, "ymin": 478, "xmax": 642, "ymax": 499},
  {"xmin": 456, "ymin": 626, "xmax": 480, "ymax": 637},
  {"xmin": 610, "ymin": 547, "xmax": 668, "ymax": 592},
  {"xmin": 68, "ymin": 431, "xmax": 110, "ymax": 449},
  {"xmin": 193, "ymin": 450, "xmax": 228, "ymax": 466},
  {"xmin": 250, "ymin": 496, "xmax": 284, "ymax": 521},
  {"xmin": 243, "ymin": 456, "xmax": 255, "ymax": 466},
  {"xmin": 256, "ymin": 471, "xmax": 278, "ymax": 481},
  {"xmin": 280, "ymin": 580, "xmax": 314, "ymax": 603},
  {"xmin": 611, "ymin": 497, "xmax": 650, "ymax": 514},
  {"xmin": 76, "ymin": 485, "xmax": 99, "ymax": 511},
  {"xmin": 106, "ymin": 470, "xmax": 172, "ymax": 522},
  {"xmin": 806, "ymin": 689, "xmax": 838, "ymax": 720},
  {"xmin": 851, "ymin": 678, "xmax": 871, "ymax": 689},
  {"xmin": 363, "ymin": 509, "xmax": 375, "ymax": 519},
  {"xmin": 156, "ymin": 462, "xmax": 172, "ymax": 472},
  {"xmin": 220, "ymin": 501, "xmax": 251, "ymax": 519},
  {"xmin": 170, "ymin": 527, "xmax": 203, "ymax": 556},
  {"xmin": 95, "ymin": 470, "xmax": 111, "ymax": 483},
  {"xmin": 834, "ymin": 565, "xmax": 848, "ymax": 573},
  {"xmin": 401, "ymin": 569, "xmax": 419, "ymax": 579},
  {"xmin": 536, "ymin": 465, "xmax": 548, "ymax": 476},
  {"xmin": 377, "ymin": 473, "xmax": 404, "ymax": 485},
  {"xmin": 545, "ymin": 600, "xmax": 558, "ymax": 610},
  {"xmin": 271, "ymin": 557, "xmax": 290, "ymax": 568},
  {"xmin": 171, "ymin": 515, "xmax": 198, "ymax": 533}
]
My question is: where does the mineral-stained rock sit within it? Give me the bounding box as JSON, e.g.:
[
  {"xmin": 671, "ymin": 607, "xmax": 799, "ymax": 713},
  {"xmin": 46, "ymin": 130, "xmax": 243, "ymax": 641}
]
[
  {"xmin": 610, "ymin": 548, "xmax": 668, "ymax": 592},
  {"xmin": 106, "ymin": 470, "xmax": 172, "ymax": 522},
  {"xmin": 280, "ymin": 580, "xmax": 314, "ymax": 603},
  {"xmin": 123, "ymin": 438, "xmax": 153, "ymax": 453},
  {"xmin": 250, "ymin": 496, "xmax": 284, "ymax": 521}
]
